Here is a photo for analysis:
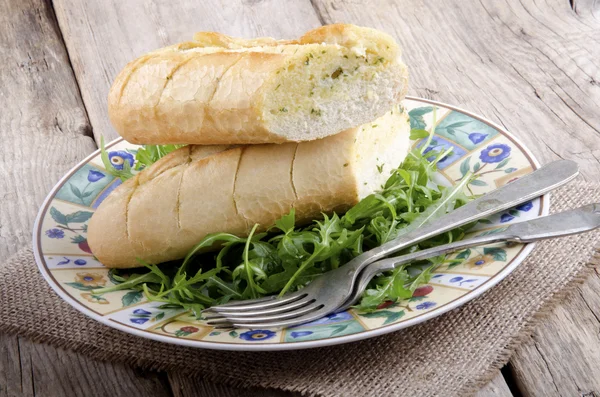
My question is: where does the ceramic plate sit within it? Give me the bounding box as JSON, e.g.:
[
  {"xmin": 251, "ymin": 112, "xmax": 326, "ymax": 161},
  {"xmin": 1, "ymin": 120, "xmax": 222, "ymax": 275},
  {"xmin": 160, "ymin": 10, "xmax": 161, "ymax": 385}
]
[{"xmin": 33, "ymin": 97, "xmax": 547, "ymax": 351}]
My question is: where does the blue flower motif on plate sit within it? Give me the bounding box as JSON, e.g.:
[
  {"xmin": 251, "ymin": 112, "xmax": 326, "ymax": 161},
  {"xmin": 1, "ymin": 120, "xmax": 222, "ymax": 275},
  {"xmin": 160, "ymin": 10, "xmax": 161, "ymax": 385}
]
[
  {"xmin": 87, "ymin": 169, "xmax": 105, "ymax": 182},
  {"xmin": 55, "ymin": 164, "xmax": 114, "ymax": 206},
  {"xmin": 417, "ymin": 136, "xmax": 467, "ymax": 169},
  {"xmin": 74, "ymin": 259, "xmax": 87, "ymax": 266},
  {"xmin": 500, "ymin": 213, "xmax": 515, "ymax": 223},
  {"xmin": 133, "ymin": 309, "xmax": 152, "ymax": 315},
  {"xmin": 468, "ymin": 132, "xmax": 487, "ymax": 144},
  {"xmin": 45, "ymin": 228, "xmax": 65, "ymax": 239},
  {"xmin": 434, "ymin": 111, "xmax": 498, "ymax": 149},
  {"xmin": 130, "ymin": 318, "xmax": 149, "ymax": 325},
  {"xmin": 479, "ymin": 144, "xmax": 511, "ymax": 164},
  {"xmin": 108, "ymin": 151, "xmax": 135, "ymax": 170},
  {"xmin": 326, "ymin": 312, "xmax": 352, "ymax": 322},
  {"xmin": 239, "ymin": 329, "xmax": 277, "ymax": 341},
  {"xmin": 516, "ymin": 201, "xmax": 533, "ymax": 212},
  {"xmin": 416, "ymin": 301, "xmax": 437, "ymax": 310}
]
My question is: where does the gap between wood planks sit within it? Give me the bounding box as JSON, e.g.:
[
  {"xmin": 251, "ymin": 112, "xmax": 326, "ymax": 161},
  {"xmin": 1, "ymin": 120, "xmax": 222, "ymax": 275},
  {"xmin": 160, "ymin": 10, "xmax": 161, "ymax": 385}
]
[{"xmin": 0, "ymin": 0, "xmax": 170, "ymax": 396}]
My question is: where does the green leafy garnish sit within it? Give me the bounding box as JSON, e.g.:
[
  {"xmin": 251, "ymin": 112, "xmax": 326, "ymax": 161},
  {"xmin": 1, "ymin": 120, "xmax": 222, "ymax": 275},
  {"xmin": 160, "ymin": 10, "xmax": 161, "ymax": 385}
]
[
  {"xmin": 93, "ymin": 117, "xmax": 473, "ymax": 316},
  {"xmin": 100, "ymin": 136, "xmax": 185, "ymax": 181},
  {"xmin": 134, "ymin": 144, "xmax": 186, "ymax": 170}
]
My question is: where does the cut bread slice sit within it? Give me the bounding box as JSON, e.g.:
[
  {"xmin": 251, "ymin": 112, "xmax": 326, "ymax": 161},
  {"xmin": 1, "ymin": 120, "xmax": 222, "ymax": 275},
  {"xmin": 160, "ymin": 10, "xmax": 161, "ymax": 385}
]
[
  {"xmin": 108, "ymin": 24, "xmax": 408, "ymax": 145},
  {"xmin": 88, "ymin": 105, "xmax": 411, "ymax": 268}
]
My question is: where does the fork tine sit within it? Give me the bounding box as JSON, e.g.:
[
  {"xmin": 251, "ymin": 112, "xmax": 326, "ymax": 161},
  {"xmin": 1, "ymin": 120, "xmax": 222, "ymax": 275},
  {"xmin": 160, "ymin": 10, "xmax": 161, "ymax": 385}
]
[
  {"xmin": 206, "ymin": 302, "xmax": 324, "ymax": 325},
  {"xmin": 205, "ymin": 292, "xmax": 307, "ymax": 313},
  {"xmin": 203, "ymin": 296, "xmax": 315, "ymax": 319},
  {"xmin": 207, "ymin": 295, "xmax": 278, "ymax": 308},
  {"xmin": 230, "ymin": 307, "xmax": 332, "ymax": 329}
]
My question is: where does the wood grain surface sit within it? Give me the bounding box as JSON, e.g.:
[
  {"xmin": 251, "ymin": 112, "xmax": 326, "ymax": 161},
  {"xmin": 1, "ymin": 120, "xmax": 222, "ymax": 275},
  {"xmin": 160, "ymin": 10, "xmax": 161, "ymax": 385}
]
[
  {"xmin": 476, "ymin": 373, "xmax": 514, "ymax": 397},
  {"xmin": 0, "ymin": 0, "xmax": 599, "ymax": 396},
  {"xmin": 0, "ymin": 0, "xmax": 95, "ymax": 259}
]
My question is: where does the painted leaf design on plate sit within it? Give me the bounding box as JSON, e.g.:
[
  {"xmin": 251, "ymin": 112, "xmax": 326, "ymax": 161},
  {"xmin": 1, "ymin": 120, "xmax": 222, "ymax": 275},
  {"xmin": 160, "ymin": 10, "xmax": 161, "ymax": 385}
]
[
  {"xmin": 121, "ymin": 291, "xmax": 143, "ymax": 307},
  {"xmin": 65, "ymin": 282, "xmax": 96, "ymax": 291},
  {"xmin": 329, "ymin": 323, "xmax": 350, "ymax": 336},
  {"xmin": 70, "ymin": 183, "xmax": 82, "ymax": 198},
  {"xmin": 460, "ymin": 157, "xmax": 471, "ymax": 177},
  {"xmin": 66, "ymin": 211, "xmax": 94, "ymax": 224},
  {"xmin": 495, "ymin": 158, "xmax": 510, "ymax": 170},
  {"xmin": 469, "ymin": 179, "xmax": 488, "ymax": 186},
  {"xmin": 50, "ymin": 207, "xmax": 68, "ymax": 225},
  {"xmin": 360, "ymin": 310, "xmax": 405, "ymax": 325},
  {"xmin": 483, "ymin": 247, "xmax": 507, "ymax": 261},
  {"xmin": 455, "ymin": 248, "xmax": 472, "ymax": 260},
  {"xmin": 408, "ymin": 106, "xmax": 433, "ymax": 130}
]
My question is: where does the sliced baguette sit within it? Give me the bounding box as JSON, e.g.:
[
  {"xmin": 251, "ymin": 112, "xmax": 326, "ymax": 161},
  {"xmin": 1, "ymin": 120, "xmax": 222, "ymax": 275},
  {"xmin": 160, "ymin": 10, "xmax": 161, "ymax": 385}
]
[
  {"xmin": 108, "ymin": 24, "xmax": 408, "ymax": 145},
  {"xmin": 88, "ymin": 106, "xmax": 411, "ymax": 268}
]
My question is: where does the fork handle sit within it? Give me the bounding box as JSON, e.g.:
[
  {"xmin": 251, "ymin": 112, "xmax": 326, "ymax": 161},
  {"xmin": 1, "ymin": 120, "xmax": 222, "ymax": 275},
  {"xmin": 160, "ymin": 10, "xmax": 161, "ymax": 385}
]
[
  {"xmin": 340, "ymin": 160, "xmax": 579, "ymax": 279},
  {"xmin": 339, "ymin": 203, "xmax": 600, "ymax": 310}
]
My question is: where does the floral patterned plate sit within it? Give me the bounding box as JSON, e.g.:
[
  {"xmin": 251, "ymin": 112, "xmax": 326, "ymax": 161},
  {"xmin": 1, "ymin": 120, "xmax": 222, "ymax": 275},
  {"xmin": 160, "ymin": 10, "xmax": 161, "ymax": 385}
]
[{"xmin": 33, "ymin": 97, "xmax": 547, "ymax": 351}]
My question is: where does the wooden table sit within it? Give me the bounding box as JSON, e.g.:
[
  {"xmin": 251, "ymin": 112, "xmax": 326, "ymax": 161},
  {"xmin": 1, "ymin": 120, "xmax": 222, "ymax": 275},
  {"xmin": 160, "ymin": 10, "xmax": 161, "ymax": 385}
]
[{"xmin": 1, "ymin": 0, "xmax": 599, "ymax": 395}]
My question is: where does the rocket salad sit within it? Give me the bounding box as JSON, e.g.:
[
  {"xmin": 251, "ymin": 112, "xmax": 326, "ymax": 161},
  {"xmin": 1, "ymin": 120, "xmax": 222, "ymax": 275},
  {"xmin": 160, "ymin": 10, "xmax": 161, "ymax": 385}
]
[{"xmin": 95, "ymin": 118, "xmax": 473, "ymax": 316}]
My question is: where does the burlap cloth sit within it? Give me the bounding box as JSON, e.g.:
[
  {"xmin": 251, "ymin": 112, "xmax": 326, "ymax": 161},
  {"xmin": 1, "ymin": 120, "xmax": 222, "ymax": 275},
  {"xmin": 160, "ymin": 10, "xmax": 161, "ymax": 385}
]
[{"xmin": 1, "ymin": 182, "xmax": 599, "ymax": 396}]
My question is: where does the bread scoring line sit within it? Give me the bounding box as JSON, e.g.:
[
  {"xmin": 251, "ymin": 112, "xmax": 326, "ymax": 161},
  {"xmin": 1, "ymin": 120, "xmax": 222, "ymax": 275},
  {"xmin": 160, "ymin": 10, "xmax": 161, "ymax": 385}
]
[
  {"xmin": 289, "ymin": 143, "xmax": 300, "ymax": 204},
  {"xmin": 231, "ymin": 146, "xmax": 251, "ymax": 231},
  {"xmin": 174, "ymin": 146, "xmax": 193, "ymax": 232},
  {"xmin": 154, "ymin": 56, "xmax": 198, "ymax": 122}
]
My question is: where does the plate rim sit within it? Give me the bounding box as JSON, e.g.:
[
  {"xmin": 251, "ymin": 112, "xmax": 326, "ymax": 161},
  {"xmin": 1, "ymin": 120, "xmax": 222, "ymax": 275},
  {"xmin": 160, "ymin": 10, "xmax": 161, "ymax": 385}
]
[{"xmin": 32, "ymin": 96, "xmax": 549, "ymax": 351}]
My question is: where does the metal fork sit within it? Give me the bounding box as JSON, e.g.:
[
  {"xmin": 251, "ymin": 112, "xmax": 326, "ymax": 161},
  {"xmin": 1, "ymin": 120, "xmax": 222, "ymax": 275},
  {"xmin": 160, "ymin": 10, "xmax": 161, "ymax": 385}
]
[
  {"xmin": 203, "ymin": 160, "xmax": 579, "ymax": 329},
  {"xmin": 335, "ymin": 202, "xmax": 600, "ymax": 311}
]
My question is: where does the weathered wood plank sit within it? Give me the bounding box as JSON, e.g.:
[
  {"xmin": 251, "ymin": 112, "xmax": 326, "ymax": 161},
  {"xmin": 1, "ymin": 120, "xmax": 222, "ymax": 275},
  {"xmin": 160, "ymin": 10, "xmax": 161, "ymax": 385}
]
[
  {"xmin": 17, "ymin": 338, "xmax": 173, "ymax": 397},
  {"xmin": 0, "ymin": 1, "xmax": 185, "ymax": 396},
  {"xmin": 52, "ymin": 0, "xmax": 322, "ymax": 143},
  {"xmin": 0, "ymin": 334, "xmax": 33, "ymax": 397},
  {"xmin": 168, "ymin": 362, "xmax": 513, "ymax": 397},
  {"xmin": 509, "ymin": 271, "xmax": 600, "ymax": 396},
  {"xmin": 475, "ymin": 372, "xmax": 513, "ymax": 397},
  {"xmin": 311, "ymin": 0, "xmax": 600, "ymax": 182},
  {"xmin": 0, "ymin": 0, "xmax": 95, "ymax": 259},
  {"xmin": 169, "ymin": 372, "xmax": 301, "ymax": 397}
]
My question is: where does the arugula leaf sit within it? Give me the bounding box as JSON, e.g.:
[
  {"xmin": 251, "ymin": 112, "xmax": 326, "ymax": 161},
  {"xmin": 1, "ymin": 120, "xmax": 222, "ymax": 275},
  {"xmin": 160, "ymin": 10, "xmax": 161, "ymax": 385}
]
[
  {"xmin": 91, "ymin": 271, "xmax": 164, "ymax": 295},
  {"xmin": 272, "ymin": 208, "xmax": 296, "ymax": 233},
  {"xmin": 94, "ymin": 113, "xmax": 475, "ymax": 312},
  {"xmin": 357, "ymin": 267, "xmax": 411, "ymax": 311},
  {"xmin": 134, "ymin": 144, "xmax": 186, "ymax": 170},
  {"xmin": 409, "ymin": 129, "xmax": 429, "ymax": 140}
]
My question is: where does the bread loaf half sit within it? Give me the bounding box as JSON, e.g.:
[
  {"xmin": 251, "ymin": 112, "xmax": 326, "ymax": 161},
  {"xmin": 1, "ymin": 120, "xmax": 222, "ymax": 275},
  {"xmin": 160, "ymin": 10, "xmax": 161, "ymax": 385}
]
[
  {"xmin": 108, "ymin": 24, "xmax": 408, "ymax": 145},
  {"xmin": 88, "ymin": 106, "xmax": 411, "ymax": 268}
]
